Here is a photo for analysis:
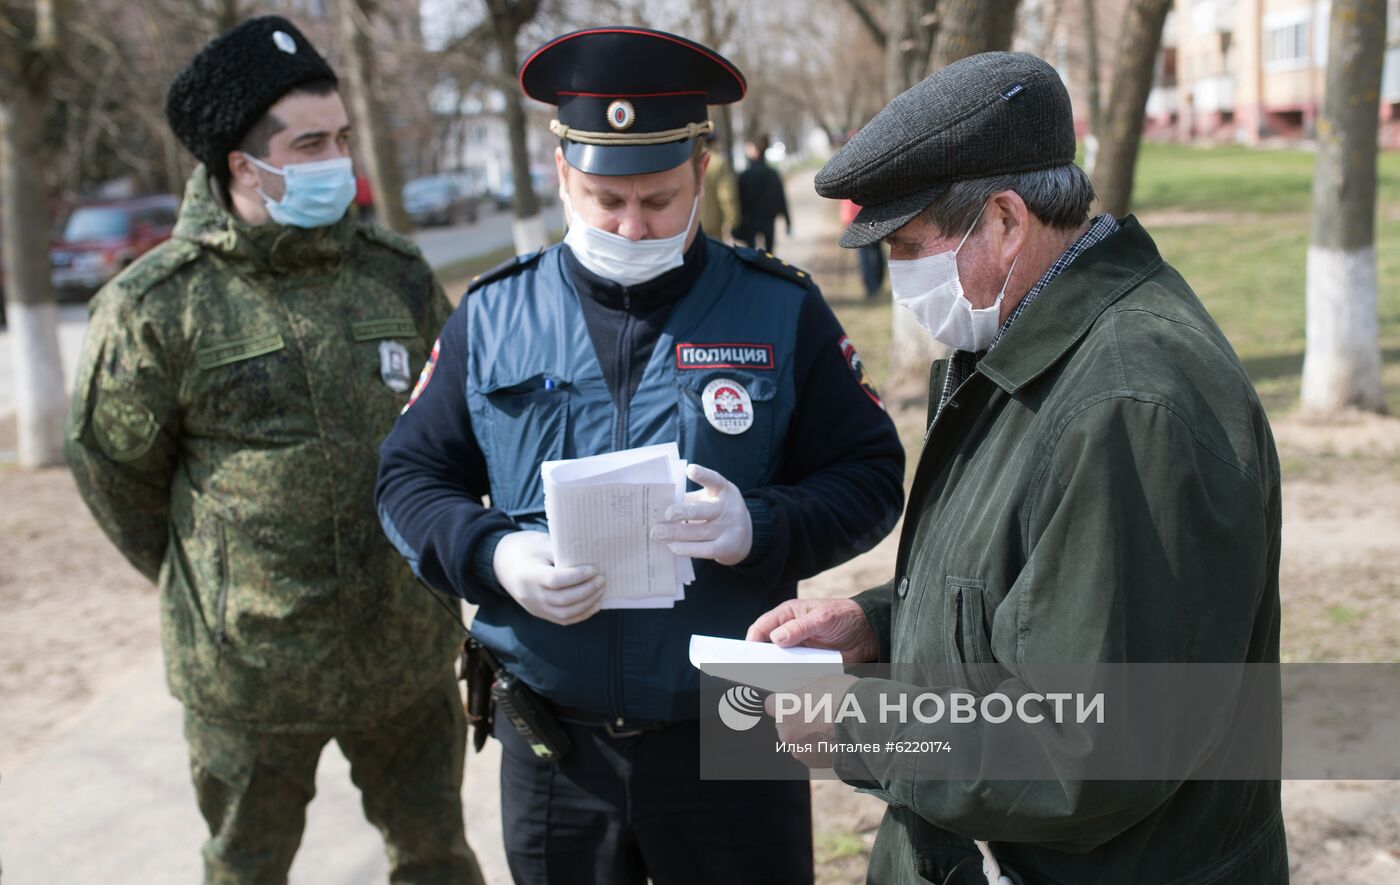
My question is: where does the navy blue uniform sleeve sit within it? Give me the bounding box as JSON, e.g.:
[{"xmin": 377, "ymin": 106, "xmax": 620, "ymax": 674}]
[
  {"xmin": 734, "ymin": 287, "xmax": 905, "ymax": 585},
  {"xmin": 376, "ymin": 303, "xmax": 518, "ymax": 603}
]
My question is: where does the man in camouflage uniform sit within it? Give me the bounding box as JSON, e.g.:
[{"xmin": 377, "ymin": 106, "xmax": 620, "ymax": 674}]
[{"xmin": 64, "ymin": 17, "xmax": 483, "ymax": 884}]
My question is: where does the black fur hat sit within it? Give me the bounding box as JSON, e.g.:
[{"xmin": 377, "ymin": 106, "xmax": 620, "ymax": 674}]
[{"xmin": 165, "ymin": 16, "xmax": 337, "ymax": 184}]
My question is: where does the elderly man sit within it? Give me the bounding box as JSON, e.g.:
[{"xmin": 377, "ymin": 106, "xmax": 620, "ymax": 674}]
[{"xmin": 748, "ymin": 53, "xmax": 1286, "ymax": 884}]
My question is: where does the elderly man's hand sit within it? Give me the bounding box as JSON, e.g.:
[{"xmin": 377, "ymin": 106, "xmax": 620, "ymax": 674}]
[
  {"xmin": 747, "ymin": 598, "xmax": 880, "ymax": 664},
  {"xmin": 764, "ymin": 673, "xmax": 858, "ymax": 768}
]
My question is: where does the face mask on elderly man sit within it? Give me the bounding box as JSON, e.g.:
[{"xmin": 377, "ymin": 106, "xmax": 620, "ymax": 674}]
[{"xmin": 887, "ymin": 201, "xmax": 1019, "ymax": 353}]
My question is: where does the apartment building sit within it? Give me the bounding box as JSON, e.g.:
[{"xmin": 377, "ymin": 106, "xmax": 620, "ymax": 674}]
[{"xmin": 1153, "ymin": 0, "xmax": 1400, "ymax": 146}]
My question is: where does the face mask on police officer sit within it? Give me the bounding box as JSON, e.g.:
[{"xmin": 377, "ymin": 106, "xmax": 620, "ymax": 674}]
[
  {"xmin": 887, "ymin": 201, "xmax": 1018, "ymax": 353},
  {"xmin": 240, "ymin": 153, "xmax": 356, "ymax": 229},
  {"xmin": 561, "ymin": 188, "xmax": 698, "ymax": 286}
]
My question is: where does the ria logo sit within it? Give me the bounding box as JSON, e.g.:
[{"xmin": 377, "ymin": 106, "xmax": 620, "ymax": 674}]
[{"xmin": 717, "ymin": 685, "xmax": 766, "ymax": 731}]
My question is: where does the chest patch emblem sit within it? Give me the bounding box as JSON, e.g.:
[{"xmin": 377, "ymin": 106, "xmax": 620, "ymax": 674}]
[
  {"xmin": 675, "ymin": 342, "xmax": 774, "ymax": 370},
  {"xmin": 379, "ymin": 340, "xmax": 413, "ymax": 393},
  {"xmin": 702, "ymin": 378, "xmax": 753, "ymax": 435}
]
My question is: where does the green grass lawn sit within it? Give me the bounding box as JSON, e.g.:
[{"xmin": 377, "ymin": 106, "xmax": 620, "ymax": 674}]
[{"xmin": 1133, "ymin": 143, "xmax": 1400, "ymax": 415}]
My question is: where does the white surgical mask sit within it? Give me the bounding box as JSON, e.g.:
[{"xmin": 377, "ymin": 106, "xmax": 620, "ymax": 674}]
[
  {"xmin": 887, "ymin": 202, "xmax": 1019, "ymax": 353},
  {"xmin": 241, "ymin": 153, "xmax": 356, "ymax": 229},
  {"xmin": 562, "ymin": 189, "xmax": 697, "ymax": 286}
]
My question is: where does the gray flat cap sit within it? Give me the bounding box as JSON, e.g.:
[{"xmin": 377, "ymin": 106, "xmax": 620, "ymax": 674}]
[{"xmin": 816, "ymin": 52, "xmax": 1076, "ymax": 247}]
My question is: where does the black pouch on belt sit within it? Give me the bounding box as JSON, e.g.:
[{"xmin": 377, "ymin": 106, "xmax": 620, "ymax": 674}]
[
  {"xmin": 460, "ymin": 638, "xmax": 496, "ymax": 753},
  {"xmin": 490, "ymin": 669, "xmax": 573, "ymax": 762}
]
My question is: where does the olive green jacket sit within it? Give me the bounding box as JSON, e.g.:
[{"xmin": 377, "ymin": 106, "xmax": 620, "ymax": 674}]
[
  {"xmin": 66, "ymin": 167, "xmax": 460, "ymax": 732},
  {"xmin": 838, "ymin": 218, "xmax": 1287, "ymax": 884}
]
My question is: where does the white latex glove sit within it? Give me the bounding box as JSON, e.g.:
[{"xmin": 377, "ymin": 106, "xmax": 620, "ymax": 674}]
[
  {"xmin": 492, "ymin": 530, "xmax": 605, "ymax": 625},
  {"xmin": 650, "ymin": 463, "xmax": 753, "ymax": 566}
]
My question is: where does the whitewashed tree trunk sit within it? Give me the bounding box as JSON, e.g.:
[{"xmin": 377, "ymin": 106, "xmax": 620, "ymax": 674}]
[
  {"xmin": 1301, "ymin": 246, "xmax": 1383, "ymax": 410},
  {"xmin": 2, "ymin": 65, "xmax": 67, "ymax": 467},
  {"xmin": 1300, "ymin": 0, "xmax": 1387, "ymax": 415},
  {"xmin": 512, "ymin": 213, "xmax": 548, "ymax": 255},
  {"xmin": 7, "ymin": 302, "xmax": 67, "ymax": 465}
]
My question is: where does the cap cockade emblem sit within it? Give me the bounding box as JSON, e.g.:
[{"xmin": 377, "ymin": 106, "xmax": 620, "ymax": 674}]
[{"xmin": 606, "ymin": 100, "xmax": 636, "ymax": 131}]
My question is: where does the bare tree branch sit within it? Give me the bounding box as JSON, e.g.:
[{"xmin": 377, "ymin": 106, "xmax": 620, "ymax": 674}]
[{"xmin": 844, "ymin": 0, "xmax": 887, "ymax": 48}]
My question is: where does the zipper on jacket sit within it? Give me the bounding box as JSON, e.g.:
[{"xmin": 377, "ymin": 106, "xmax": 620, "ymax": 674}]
[
  {"xmin": 953, "ymin": 589, "xmax": 966, "ymax": 662},
  {"xmin": 215, "ymin": 522, "xmax": 231, "ymax": 648},
  {"xmin": 606, "ymin": 290, "xmax": 634, "ymax": 722},
  {"xmin": 608, "ymin": 611, "xmax": 625, "ymax": 722},
  {"xmin": 613, "ymin": 292, "xmax": 632, "ymax": 451}
]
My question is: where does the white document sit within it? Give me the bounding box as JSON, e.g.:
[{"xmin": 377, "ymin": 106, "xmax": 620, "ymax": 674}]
[
  {"xmin": 542, "ymin": 443, "xmax": 694, "ymax": 609},
  {"xmin": 688, "ymin": 634, "xmax": 844, "ymax": 692}
]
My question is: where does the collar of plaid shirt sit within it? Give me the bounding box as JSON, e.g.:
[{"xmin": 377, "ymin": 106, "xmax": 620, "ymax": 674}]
[{"xmin": 935, "ymin": 212, "xmax": 1120, "ymax": 415}]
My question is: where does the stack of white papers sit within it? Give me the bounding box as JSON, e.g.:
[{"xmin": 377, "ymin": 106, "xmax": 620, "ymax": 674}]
[
  {"xmin": 542, "ymin": 443, "xmax": 695, "ymax": 609},
  {"xmin": 688, "ymin": 634, "xmax": 845, "ymax": 692}
]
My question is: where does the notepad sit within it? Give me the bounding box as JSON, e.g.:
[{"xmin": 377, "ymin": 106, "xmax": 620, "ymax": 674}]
[{"xmin": 542, "ymin": 443, "xmax": 695, "ymax": 609}]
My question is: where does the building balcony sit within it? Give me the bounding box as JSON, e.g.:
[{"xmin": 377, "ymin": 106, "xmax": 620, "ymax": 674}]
[
  {"xmin": 1193, "ymin": 74, "xmax": 1236, "ymax": 113},
  {"xmin": 1190, "ymin": 0, "xmax": 1236, "ymax": 35}
]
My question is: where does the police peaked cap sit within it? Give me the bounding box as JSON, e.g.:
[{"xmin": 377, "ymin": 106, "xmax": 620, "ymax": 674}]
[
  {"xmin": 165, "ymin": 16, "xmax": 338, "ymax": 183},
  {"xmin": 520, "ymin": 28, "xmax": 746, "ymax": 176}
]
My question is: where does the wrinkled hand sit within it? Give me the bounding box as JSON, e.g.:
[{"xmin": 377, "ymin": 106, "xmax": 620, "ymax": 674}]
[
  {"xmin": 650, "ymin": 464, "xmax": 752, "ymax": 566},
  {"xmin": 764, "ymin": 673, "xmax": 857, "ymax": 768},
  {"xmin": 746, "ymin": 598, "xmax": 879, "ymax": 664},
  {"xmin": 492, "ymin": 530, "xmax": 605, "ymax": 626}
]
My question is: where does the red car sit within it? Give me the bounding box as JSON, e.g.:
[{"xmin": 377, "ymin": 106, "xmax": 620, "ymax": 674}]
[{"xmin": 50, "ymin": 194, "xmax": 179, "ymax": 297}]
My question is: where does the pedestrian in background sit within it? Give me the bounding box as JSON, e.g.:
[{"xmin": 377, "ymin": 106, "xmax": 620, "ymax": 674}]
[
  {"xmin": 736, "ymin": 133, "xmax": 790, "ymax": 251},
  {"xmin": 65, "ymin": 18, "xmax": 484, "ymax": 884},
  {"xmin": 841, "ymin": 197, "xmax": 884, "ymax": 298},
  {"xmin": 700, "ymin": 130, "xmax": 739, "ymax": 243}
]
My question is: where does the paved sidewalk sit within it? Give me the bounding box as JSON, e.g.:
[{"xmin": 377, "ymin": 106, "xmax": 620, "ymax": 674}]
[{"xmin": 0, "ymin": 651, "xmax": 510, "ymax": 884}]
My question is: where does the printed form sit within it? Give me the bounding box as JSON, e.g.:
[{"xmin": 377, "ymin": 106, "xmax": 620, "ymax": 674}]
[{"xmin": 542, "ymin": 443, "xmax": 695, "ymax": 609}]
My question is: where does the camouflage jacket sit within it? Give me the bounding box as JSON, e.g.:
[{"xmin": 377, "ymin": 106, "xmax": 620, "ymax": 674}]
[{"xmin": 65, "ymin": 166, "xmax": 460, "ymax": 732}]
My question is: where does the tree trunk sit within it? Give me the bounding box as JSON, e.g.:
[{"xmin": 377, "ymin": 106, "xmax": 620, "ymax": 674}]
[
  {"xmin": 487, "ymin": 2, "xmax": 545, "ymax": 254},
  {"xmin": 1081, "ymin": 0, "xmax": 1103, "ymax": 174},
  {"xmin": 2, "ymin": 88, "xmax": 67, "ymax": 469},
  {"xmin": 1089, "ymin": 0, "xmax": 1173, "ymax": 218},
  {"xmin": 1300, "ymin": 0, "xmax": 1388, "ymax": 415},
  {"xmin": 888, "ymin": 0, "xmax": 1020, "ymax": 395},
  {"xmin": 336, "ymin": 0, "xmax": 410, "ymax": 234}
]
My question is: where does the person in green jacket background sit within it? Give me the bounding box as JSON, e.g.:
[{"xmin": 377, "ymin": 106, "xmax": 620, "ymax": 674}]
[
  {"xmin": 749, "ymin": 52, "xmax": 1286, "ymax": 884},
  {"xmin": 65, "ymin": 17, "xmax": 484, "ymax": 884},
  {"xmin": 700, "ymin": 131, "xmax": 740, "ymax": 244}
]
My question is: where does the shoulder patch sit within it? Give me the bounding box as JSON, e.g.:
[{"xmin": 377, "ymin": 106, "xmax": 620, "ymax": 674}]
[
  {"xmin": 108, "ymin": 239, "xmax": 201, "ymax": 300},
  {"xmin": 357, "ymin": 223, "xmax": 424, "ymax": 259},
  {"xmin": 733, "ymin": 247, "xmax": 814, "ymax": 289},
  {"xmin": 465, "ymin": 248, "xmax": 545, "ymax": 294}
]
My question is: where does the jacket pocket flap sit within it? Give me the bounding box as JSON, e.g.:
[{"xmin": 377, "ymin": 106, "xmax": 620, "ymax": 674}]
[
  {"xmin": 675, "ymin": 370, "xmax": 777, "ymax": 401},
  {"xmin": 478, "ymin": 368, "xmax": 575, "ymax": 395},
  {"xmin": 351, "ymin": 318, "xmax": 418, "ymax": 341},
  {"xmin": 196, "ymin": 333, "xmax": 285, "ymax": 370}
]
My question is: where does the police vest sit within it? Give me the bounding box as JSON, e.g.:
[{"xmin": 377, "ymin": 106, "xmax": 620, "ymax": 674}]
[{"xmin": 464, "ymin": 242, "xmax": 806, "ymax": 723}]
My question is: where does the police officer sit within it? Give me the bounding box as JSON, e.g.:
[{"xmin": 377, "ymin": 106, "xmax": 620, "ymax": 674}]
[
  {"xmin": 376, "ymin": 27, "xmax": 905, "ymax": 885},
  {"xmin": 65, "ymin": 18, "xmax": 484, "ymax": 884}
]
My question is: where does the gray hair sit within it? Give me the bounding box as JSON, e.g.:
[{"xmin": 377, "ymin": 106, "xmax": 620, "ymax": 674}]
[{"xmin": 919, "ymin": 164, "xmax": 1095, "ymax": 235}]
